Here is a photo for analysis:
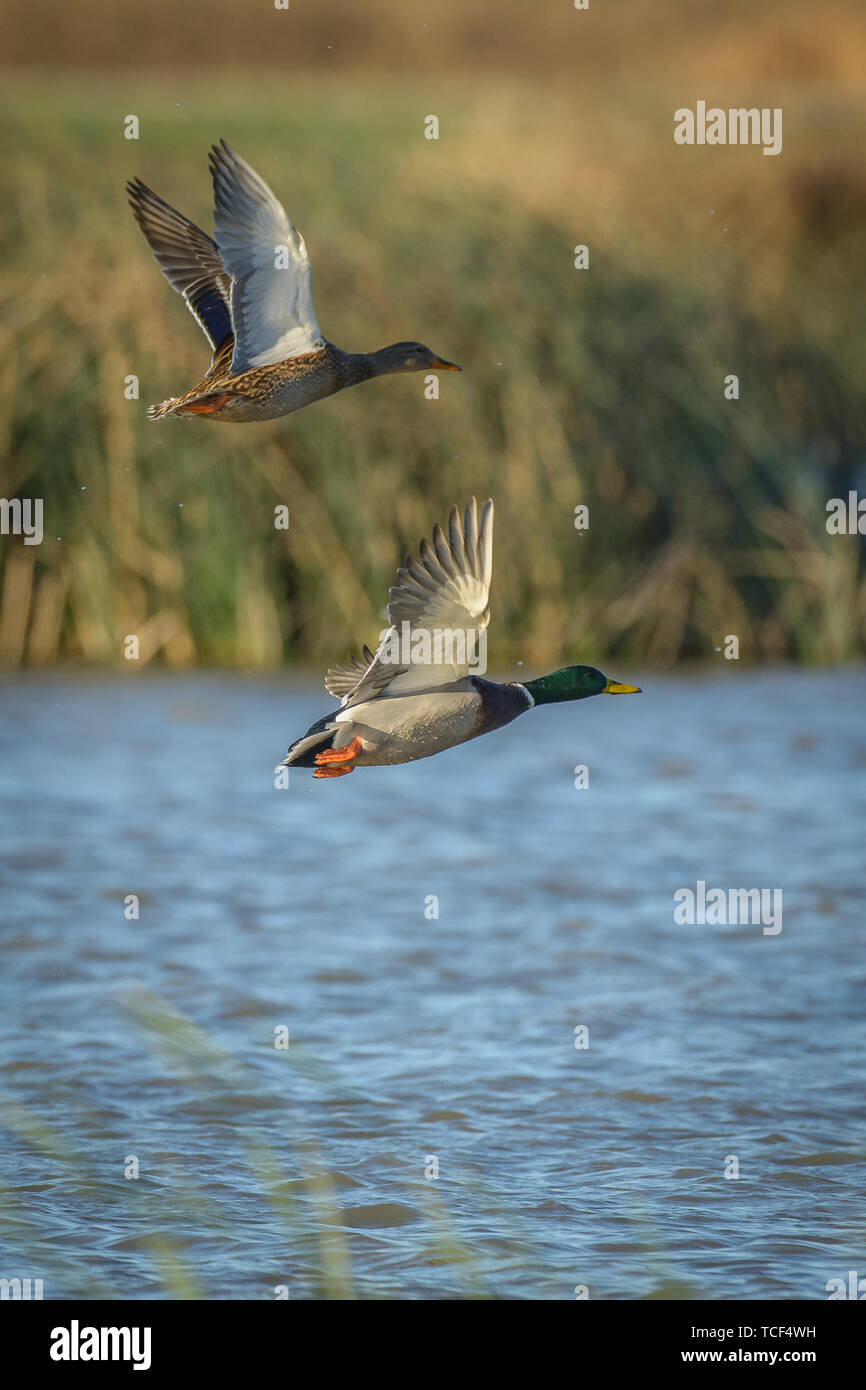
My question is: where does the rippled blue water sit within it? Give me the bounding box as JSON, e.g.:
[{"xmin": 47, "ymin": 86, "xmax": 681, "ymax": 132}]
[{"xmin": 0, "ymin": 668, "xmax": 864, "ymax": 1299}]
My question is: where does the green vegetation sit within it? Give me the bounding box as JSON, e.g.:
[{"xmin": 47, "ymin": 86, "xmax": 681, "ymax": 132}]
[{"xmin": 1, "ymin": 67, "xmax": 864, "ymax": 670}]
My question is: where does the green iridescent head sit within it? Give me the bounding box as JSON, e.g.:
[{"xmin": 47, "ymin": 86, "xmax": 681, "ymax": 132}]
[{"xmin": 523, "ymin": 665, "xmax": 641, "ymax": 705}]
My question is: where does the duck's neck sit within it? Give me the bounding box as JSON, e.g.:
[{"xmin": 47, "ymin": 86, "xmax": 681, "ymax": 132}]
[
  {"xmin": 335, "ymin": 346, "xmax": 401, "ymax": 385},
  {"xmin": 329, "ymin": 348, "xmax": 377, "ymax": 386}
]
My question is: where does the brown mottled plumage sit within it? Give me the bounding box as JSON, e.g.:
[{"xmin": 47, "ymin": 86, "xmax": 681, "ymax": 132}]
[{"xmin": 127, "ymin": 141, "xmax": 461, "ymax": 424}]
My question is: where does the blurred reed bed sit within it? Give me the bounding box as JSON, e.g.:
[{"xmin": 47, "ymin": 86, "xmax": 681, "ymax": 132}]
[
  {"xmin": 3, "ymin": 0, "xmax": 865, "ymax": 86},
  {"xmin": 0, "ymin": 73, "xmax": 864, "ymax": 672}
]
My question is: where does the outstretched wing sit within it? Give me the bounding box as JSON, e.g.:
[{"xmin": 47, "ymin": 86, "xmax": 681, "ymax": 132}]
[
  {"xmin": 387, "ymin": 497, "xmax": 493, "ymax": 634},
  {"xmin": 127, "ymin": 177, "xmax": 234, "ymax": 365},
  {"xmin": 324, "ymin": 644, "xmax": 376, "ymax": 699},
  {"xmin": 337, "ymin": 498, "xmax": 494, "ymax": 707},
  {"xmin": 209, "ymin": 140, "xmax": 324, "ymax": 374}
]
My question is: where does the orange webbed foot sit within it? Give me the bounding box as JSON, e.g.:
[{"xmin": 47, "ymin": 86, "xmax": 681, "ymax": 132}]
[{"xmin": 313, "ymin": 735, "xmax": 363, "ymax": 778}]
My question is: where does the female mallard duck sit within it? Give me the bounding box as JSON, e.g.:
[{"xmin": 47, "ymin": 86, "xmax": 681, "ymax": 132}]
[
  {"xmin": 281, "ymin": 498, "xmax": 641, "ymax": 779},
  {"xmin": 127, "ymin": 141, "xmax": 461, "ymax": 422}
]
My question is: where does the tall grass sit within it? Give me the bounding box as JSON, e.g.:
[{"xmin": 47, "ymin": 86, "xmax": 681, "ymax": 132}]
[
  {"xmin": 1, "ymin": 73, "xmax": 864, "ymax": 671},
  {"xmin": 3, "ymin": 0, "xmax": 865, "ymax": 86}
]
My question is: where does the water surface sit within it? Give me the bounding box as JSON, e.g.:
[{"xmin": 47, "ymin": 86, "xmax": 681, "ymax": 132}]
[{"xmin": 0, "ymin": 668, "xmax": 864, "ymax": 1299}]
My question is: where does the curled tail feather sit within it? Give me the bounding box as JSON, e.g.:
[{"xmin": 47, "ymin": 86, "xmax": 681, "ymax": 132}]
[
  {"xmin": 147, "ymin": 397, "xmax": 181, "ymax": 420},
  {"xmin": 280, "ymin": 722, "xmax": 338, "ymax": 769}
]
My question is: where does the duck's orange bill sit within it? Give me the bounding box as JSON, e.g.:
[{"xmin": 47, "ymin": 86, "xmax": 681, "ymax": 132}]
[{"xmin": 430, "ymin": 356, "xmax": 462, "ymax": 372}]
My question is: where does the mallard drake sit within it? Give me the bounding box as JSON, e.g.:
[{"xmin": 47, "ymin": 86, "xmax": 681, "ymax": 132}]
[
  {"xmin": 281, "ymin": 498, "xmax": 641, "ymax": 779},
  {"xmin": 127, "ymin": 141, "xmax": 461, "ymax": 422}
]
